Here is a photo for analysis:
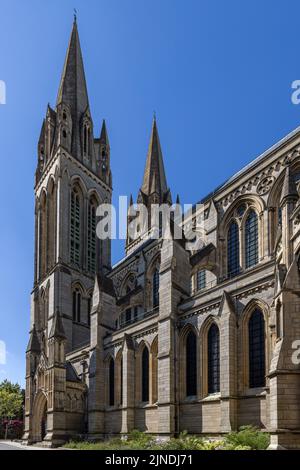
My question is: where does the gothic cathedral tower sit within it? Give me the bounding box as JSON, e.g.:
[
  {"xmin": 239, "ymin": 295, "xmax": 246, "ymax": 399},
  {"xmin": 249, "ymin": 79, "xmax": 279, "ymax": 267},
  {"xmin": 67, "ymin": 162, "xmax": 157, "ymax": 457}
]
[{"xmin": 23, "ymin": 18, "xmax": 112, "ymax": 445}]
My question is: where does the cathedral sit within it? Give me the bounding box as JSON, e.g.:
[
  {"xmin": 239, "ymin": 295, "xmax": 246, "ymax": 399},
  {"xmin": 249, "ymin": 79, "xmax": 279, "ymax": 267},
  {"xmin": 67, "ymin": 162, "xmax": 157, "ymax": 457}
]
[{"xmin": 23, "ymin": 19, "xmax": 300, "ymax": 449}]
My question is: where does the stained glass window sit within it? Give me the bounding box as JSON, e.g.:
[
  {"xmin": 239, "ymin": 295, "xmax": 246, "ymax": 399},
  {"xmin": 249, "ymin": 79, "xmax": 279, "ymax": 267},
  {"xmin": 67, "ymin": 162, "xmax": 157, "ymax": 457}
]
[
  {"xmin": 109, "ymin": 358, "xmax": 115, "ymax": 406},
  {"xmin": 249, "ymin": 309, "xmax": 265, "ymax": 388},
  {"xmin": 72, "ymin": 288, "xmax": 81, "ymax": 323},
  {"xmin": 227, "ymin": 221, "xmax": 240, "ymax": 277},
  {"xmin": 186, "ymin": 330, "xmax": 197, "ymax": 397},
  {"xmin": 142, "ymin": 347, "xmax": 150, "ymax": 402},
  {"xmin": 120, "ymin": 357, "xmax": 123, "ymax": 405},
  {"xmin": 245, "ymin": 210, "xmax": 258, "ymax": 269},
  {"xmin": 196, "ymin": 270, "xmax": 206, "ymax": 291},
  {"xmin": 70, "ymin": 188, "xmax": 81, "ymax": 266},
  {"xmin": 87, "ymin": 201, "xmax": 96, "ymax": 273},
  {"xmin": 208, "ymin": 324, "xmax": 220, "ymax": 394},
  {"xmin": 87, "ymin": 294, "xmax": 92, "ymax": 327},
  {"xmin": 153, "ymin": 269, "xmax": 159, "ymax": 308}
]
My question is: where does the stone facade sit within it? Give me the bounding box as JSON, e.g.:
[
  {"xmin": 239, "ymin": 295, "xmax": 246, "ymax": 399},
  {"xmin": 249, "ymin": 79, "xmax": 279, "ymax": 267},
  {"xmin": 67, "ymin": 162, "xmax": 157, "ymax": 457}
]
[{"xmin": 24, "ymin": 20, "xmax": 300, "ymax": 449}]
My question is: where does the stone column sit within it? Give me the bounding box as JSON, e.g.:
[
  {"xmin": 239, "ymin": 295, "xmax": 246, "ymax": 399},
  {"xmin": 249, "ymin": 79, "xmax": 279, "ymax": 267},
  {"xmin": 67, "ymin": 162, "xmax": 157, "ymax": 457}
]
[
  {"xmin": 45, "ymin": 310, "xmax": 67, "ymax": 447},
  {"xmin": 121, "ymin": 334, "xmax": 135, "ymax": 434},
  {"xmin": 157, "ymin": 239, "xmax": 190, "ymax": 437},
  {"xmin": 219, "ymin": 291, "xmax": 237, "ymax": 432},
  {"xmin": 268, "ymin": 260, "xmax": 300, "ymax": 449},
  {"xmin": 23, "ymin": 323, "xmax": 41, "ymax": 444},
  {"xmin": 88, "ymin": 275, "xmax": 116, "ymax": 439}
]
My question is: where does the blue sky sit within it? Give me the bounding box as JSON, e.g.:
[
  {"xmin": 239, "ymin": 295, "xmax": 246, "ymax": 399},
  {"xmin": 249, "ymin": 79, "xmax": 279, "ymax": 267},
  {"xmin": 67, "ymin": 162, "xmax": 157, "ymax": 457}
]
[{"xmin": 1, "ymin": 0, "xmax": 300, "ymax": 386}]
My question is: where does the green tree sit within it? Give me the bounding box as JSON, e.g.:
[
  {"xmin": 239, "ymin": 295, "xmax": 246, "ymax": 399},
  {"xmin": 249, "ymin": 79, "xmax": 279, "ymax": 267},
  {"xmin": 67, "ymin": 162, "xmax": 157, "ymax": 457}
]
[{"xmin": 0, "ymin": 380, "xmax": 24, "ymax": 439}]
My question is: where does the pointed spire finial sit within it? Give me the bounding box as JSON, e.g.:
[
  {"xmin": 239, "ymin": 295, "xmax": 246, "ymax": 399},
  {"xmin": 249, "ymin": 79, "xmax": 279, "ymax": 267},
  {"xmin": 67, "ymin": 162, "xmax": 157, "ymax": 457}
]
[
  {"xmin": 153, "ymin": 110, "xmax": 156, "ymax": 121},
  {"xmin": 73, "ymin": 8, "xmax": 77, "ymax": 23},
  {"xmin": 100, "ymin": 119, "xmax": 109, "ymax": 144},
  {"xmin": 140, "ymin": 117, "xmax": 169, "ymax": 200},
  {"xmin": 56, "ymin": 16, "xmax": 90, "ymax": 158}
]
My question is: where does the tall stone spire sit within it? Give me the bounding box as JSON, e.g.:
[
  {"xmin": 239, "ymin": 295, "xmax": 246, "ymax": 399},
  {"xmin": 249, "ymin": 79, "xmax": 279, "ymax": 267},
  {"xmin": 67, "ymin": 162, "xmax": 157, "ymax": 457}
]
[
  {"xmin": 56, "ymin": 18, "xmax": 90, "ymax": 158},
  {"xmin": 140, "ymin": 117, "xmax": 170, "ymax": 203}
]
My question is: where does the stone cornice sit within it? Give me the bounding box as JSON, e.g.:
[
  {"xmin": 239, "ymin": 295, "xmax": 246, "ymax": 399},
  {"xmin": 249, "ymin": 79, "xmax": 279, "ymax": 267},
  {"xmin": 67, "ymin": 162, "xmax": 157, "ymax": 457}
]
[{"xmin": 180, "ymin": 279, "xmax": 274, "ymax": 321}]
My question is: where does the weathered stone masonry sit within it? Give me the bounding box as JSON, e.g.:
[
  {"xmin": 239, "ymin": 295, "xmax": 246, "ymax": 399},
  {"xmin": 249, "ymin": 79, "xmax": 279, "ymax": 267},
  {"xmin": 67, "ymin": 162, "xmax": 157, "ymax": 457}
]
[{"xmin": 24, "ymin": 19, "xmax": 300, "ymax": 449}]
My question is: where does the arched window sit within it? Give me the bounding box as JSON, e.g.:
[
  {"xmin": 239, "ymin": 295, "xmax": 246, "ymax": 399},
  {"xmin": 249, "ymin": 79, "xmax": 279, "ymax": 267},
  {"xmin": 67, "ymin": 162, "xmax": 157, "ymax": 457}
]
[
  {"xmin": 87, "ymin": 199, "xmax": 97, "ymax": 272},
  {"xmin": 151, "ymin": 338, "xmax": 158, "ymax": 404},
  {"xmin": 142, "ymin": 347, "xmax": 150, "ymax": 402},
  {"xmin": 276, "ymin": 302, "xmax": 282, "ymax": 339},
  {"xmin": 125, "ymin": 308, "xmax": 131, "ymax": 325},
  {"xmin": 208, "ymin": 324, "xmax": 220, "ymax": 394},
  {"xmin": 186, "ymin": 330, "xmax": 197, "ymax": 397},
  {"xmin": 153, "ymin": 269, "xmax": 159, "ymax": 308},
  {"xmin": 120, "ymin": 357, "xmax": 123, "ymax": 405},
  {"xmin": 278, "ymin": 207, "xmax": 282, "ymax": 227},
  {"xmin": 83, "ymin": 125, "xmax": 90, "ymax": 155},
  {"xmin": 40, "ymin": 287, "xmax": 49, "ymax": 330},
  {"xmin": 70, "ymin": 188, "xmax": 81, "ymax": 266},
  {"xmin": 109, "ymin": 358, "xmax": 115, "ymax": 406},
  {"xmin": 72, "ymin": 288, "xmax": 81, "ymax": 323},
  {"xmin": 39, "ymin": 192, "xmax": 47, "ymax": 278},
  {"xmin": 245, "ymin": 210, "xmax": 258, "ymax": 269},
  {"xmin": 47, "ymin": 181, "xmax": 56, "ymax": 270},
  {"xmin": 159, "ymin": 212, "xmax": 163, "ymax": 237},
  {"xmin": 87, "ymin": 293, "xmax": 92, "ymax": 327},
  {"xmin": 196, "ymin": 269, "xmax": 206, "ymax": 291},
  {"xmin": 227, "ymin": 221, "xmax": 240, "ymax": 278},
  {"xmin": 249, "ymin": 309, "xmax": 265, "ymax": 388}
]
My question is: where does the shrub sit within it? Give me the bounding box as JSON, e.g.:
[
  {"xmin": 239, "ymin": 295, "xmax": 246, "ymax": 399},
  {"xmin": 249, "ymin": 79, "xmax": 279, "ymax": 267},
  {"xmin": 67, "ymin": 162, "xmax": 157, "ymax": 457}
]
[
  {"xmin": 158, "ymin": 432, "xmax": 223, "ymax": 450},
  {"xmin": 0, "ymin": 419, "xmax": 23, "ymax": 439},
  {"xmin": 224, "ymin": 426, "xmax": 270, "ymax": 450},
  {"xmin": 125, "ymin": 430, "xmax": 156, "ymax": 449},
  {"xmin": 64, "ymin": 426, "xmax": 270, "ymax": 451}
]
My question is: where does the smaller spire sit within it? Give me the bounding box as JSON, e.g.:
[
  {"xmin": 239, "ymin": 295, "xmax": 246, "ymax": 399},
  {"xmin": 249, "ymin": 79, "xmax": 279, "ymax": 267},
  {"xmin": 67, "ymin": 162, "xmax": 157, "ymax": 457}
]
[
  {"xmin": 100, "ymin": 119, "xmax": 109, "ymax": 145},
  {"xmin": 141, "ymin": 117, "xmax": 169, "ymax": 199},
  {"xmin": 176, "ymin": 194, "xmax": 180, "ymax": 205},
  {"xmin": 26, "ymin": 324, "xmax": 41, "ymax": 353},
  {"xmin": 49, "ymin": 308, "xmax": 66, "ymax": 340},
  {"xmin": 280, "ymin": 165, "xmax": 298, "ymax": 205},
  {"xmin": 129, "ymin": 194, "xmax": 134, "ymax": 207}
]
